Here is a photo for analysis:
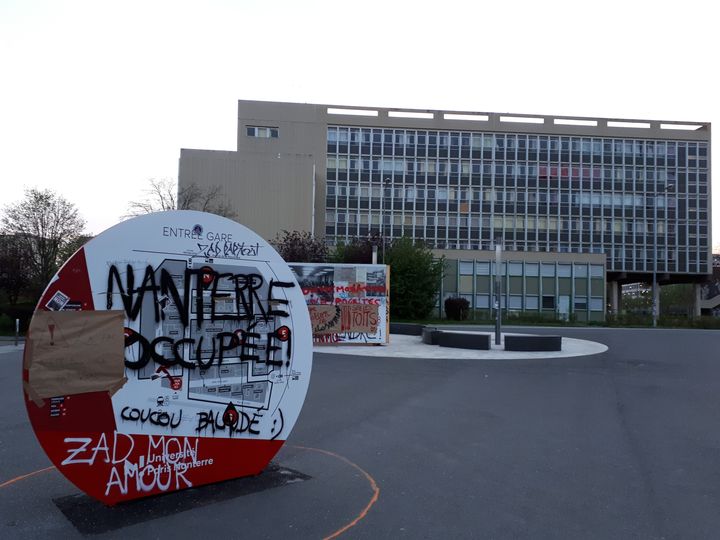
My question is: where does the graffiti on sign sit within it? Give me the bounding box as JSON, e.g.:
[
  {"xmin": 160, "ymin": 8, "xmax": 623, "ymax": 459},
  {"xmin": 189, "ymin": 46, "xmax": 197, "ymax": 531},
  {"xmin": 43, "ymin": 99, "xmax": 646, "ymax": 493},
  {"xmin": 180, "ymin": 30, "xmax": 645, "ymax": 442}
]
[
  {"xmin": 308, "ymin": 304, "xmax": 379, "ymax": 335},
  {"xmin": 290, "ymin": 263, "xmax": 389, "ymax": 345}
]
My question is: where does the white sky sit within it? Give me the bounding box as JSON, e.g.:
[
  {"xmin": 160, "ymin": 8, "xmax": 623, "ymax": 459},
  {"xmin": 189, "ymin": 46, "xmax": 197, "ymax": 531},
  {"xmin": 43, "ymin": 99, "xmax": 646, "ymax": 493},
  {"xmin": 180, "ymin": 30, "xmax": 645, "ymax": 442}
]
[{"xmin": 1, "ymin": 0, "xmax": 718, "ymax": 250}]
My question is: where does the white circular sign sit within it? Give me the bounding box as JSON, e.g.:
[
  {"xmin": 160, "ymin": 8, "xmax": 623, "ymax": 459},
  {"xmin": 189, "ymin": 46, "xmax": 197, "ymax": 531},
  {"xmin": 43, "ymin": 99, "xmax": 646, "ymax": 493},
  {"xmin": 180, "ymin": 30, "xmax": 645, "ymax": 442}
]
[{"xmin": 24, "ymin": 211, "xmax": 312, "ymax": 504}]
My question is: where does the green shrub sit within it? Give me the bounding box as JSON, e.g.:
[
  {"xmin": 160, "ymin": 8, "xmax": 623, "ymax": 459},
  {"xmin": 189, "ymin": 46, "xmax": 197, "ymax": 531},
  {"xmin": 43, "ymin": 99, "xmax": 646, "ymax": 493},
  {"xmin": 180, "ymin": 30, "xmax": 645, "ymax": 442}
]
[
  {"xmin": 0, "ymin": 314, "xmax": 13, "ymax": 332},
  {"xmin": 444, "ymin": 297, "xmax": 470, "ymax": 320},
  {"xmin": 385, "ymin": 237, "xmax": 444, "ymax": 320},
  {"xmin": 0, "ymin": 302, "xmax": 34, "ymax": 332}
]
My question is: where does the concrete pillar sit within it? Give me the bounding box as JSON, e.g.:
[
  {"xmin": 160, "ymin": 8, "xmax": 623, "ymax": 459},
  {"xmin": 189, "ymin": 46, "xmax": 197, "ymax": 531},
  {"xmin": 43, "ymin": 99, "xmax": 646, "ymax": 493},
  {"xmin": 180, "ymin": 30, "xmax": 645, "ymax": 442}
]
[
  {"xmin": 694, "ymin": 283, "xmax": 702, "ymax": 318},
  {"xmin": 608, "ymin": 281, "xmax": 620, "ymax": 314}
]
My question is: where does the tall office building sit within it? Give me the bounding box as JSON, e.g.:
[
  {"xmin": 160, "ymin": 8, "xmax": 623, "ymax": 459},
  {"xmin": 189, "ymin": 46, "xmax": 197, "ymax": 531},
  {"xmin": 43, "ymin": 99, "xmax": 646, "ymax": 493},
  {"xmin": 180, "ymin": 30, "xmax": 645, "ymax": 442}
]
[{"xmin": 179, "ymin": 100, "xmax": 711, "ymax": 318}]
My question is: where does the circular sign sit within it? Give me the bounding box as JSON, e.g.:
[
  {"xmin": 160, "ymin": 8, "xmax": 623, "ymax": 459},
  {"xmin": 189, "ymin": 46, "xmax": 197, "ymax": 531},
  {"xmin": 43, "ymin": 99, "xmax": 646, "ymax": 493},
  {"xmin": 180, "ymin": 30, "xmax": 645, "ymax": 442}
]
[{"xmin": 22, "ymin": 211, "xmax": 312, "ymax": 505}]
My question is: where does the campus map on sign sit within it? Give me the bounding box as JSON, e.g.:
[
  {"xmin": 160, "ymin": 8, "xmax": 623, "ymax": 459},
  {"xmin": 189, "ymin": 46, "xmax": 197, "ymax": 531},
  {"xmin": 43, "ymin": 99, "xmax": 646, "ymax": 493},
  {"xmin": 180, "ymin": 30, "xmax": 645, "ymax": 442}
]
[{"xmin": 22, "ymin": 211, "xmax": 312, "ymax": 505}]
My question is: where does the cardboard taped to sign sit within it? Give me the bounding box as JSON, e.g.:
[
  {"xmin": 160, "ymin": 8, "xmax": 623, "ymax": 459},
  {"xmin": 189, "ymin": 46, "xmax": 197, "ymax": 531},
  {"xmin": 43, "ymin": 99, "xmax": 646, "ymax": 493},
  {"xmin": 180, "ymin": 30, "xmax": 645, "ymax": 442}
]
[{"xmin": 25, "ymin": 310, "xmax": 126, "ymax": 400}]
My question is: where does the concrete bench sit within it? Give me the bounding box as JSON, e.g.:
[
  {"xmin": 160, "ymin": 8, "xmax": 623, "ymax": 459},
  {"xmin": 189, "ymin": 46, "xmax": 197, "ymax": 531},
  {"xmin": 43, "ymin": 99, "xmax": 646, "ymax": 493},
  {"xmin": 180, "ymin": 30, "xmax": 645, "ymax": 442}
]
[
  {"xmin": 421, "ymin": 327, "xmax": 441, "ymax": 345},
  {"xmin": 504, "ymin": 335, "xmax": 562, "ymax": 352},
  {"xmin": 389, "ymin": 323, "xmax": 424, "ymax": 336},
  {"xmin": 437, "ymin": 332, "xmax": 490, "ymax": 350}
]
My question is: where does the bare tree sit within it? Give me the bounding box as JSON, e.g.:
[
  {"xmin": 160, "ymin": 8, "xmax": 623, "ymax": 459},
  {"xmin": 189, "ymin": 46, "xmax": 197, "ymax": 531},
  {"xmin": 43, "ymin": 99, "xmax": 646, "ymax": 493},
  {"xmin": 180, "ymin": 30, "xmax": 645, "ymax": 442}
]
[
  {"xmin": 125, "ymin": 178, "xmax": 178, "ymax": 215},
  {"xmin": 1, "ymin": 188, "xmax": 87, "ymax": 293},
  {"xmin": 126, "ymin": 179, "xmax": 236, "ymax": 219}
]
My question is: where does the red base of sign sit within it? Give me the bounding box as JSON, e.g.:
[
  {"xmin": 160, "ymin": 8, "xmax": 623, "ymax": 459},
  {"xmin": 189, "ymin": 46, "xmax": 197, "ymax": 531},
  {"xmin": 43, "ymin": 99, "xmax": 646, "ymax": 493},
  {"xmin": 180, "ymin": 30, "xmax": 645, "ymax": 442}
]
[{"xmin": 27, "ymin": 389, "xmax": 283, "ymax": 505}]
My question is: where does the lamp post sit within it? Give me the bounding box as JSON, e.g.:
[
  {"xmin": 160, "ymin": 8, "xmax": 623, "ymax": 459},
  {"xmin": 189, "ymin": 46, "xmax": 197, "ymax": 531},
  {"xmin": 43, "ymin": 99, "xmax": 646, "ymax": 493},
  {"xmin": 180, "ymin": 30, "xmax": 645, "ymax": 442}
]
[
  {"xmin": 381, "ymin": 177, "xmax": 391, "ymax": 263},
  {"xmin": 494, "ymin": 237, "xmax": 502, "ymax": 345},
  {"xmin": 652, "ymin": 184, "xmax": 673, "ymax": 328}
]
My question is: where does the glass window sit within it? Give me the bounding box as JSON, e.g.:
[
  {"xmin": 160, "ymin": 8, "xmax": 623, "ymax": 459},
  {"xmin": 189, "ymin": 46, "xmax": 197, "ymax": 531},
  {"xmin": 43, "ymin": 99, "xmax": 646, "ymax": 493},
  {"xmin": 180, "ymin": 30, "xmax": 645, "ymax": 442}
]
[
  {"xmin": 476, "ymin": 295, "xmax": 490, "ymax": 308},
  {"xmin": 508, "ymin": 262, "xmax": 523, "ymax": 276},
  {"xmin": 542, "ymin": 296, "xmax": 556, "ymax": 309},
  {"xmin": 525, "ymin": 296, "xmax": 539, "ymax": 310},
  {"xmin": 590, "ymin": 298, "xmax": 604, "ymax": 311},
  {"xmin": 525, "ymin": 263, "xmax": 539, "ymax": 276},
  {"xmin": 491, "ymin": 262, "xmax": 507, "ymax": 276},
  {"xmin": 475, "ymin": 262, "xmax": 490, "ymax": 275},
  {"xmin": 573, "ymin": 264, "xmax": 588, "ymax": 278},
  {"xmin": 509, "ymin": 296, "xmax": 522, "ymax": 309},
  {"xmin": 541, "ymin": 263, "xmax": 556, "ymax": 277},
  {"xmin": 590, "ymin": 265, "xmax": 604, "ymax": 278},
  {"xmin": 247, "ymin": 126, "xmax": 279, "ymax": 138},
  {"xmin": 558, "ymin": 264, "xmax": 571, "ymax": 277},
  {"xmin": 460, "ymin": 261, "xmax": 474, "ymax": 275}
]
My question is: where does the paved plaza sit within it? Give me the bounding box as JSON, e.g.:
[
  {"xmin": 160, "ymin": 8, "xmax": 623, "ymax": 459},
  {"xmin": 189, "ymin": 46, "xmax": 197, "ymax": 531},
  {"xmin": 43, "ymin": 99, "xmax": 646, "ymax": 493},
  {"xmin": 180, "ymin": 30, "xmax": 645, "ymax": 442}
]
[{"xmin": 2, "ymin": 326, "xmax": 720, "ymax": 539}]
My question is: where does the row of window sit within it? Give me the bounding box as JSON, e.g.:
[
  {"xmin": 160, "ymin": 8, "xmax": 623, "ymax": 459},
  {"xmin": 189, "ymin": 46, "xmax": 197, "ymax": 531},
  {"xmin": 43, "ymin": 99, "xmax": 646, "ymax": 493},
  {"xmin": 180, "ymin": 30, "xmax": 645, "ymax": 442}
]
[
  {"xmin": 327, "ymin": 127, "xmax": 708, "ymax": 158},
  {"xmin": 325, "ymin": 230, "xmax": 704, "ymax": 256},
  {"xmin": 327, "ymin": 157, "xmax": 709, "ymax": 175},
  {"xmin": 323, "ymin": 234, "xmax": 705, "ymax": 273},
  {"xmin": 326, "ymin": 157, "xmax": 709, "ymax": 175},
  {"xmin": 326, "ymin": 184, "xmax": 705, "ymax": 208},
  {"xmin": 324, "ymin": 212, "xmax": 704, "ymax": 236},
  {"xmin": 457, "ymin": 261, "xmax": 604, "ymax": 278},
  {"xmin": 326, "ymin": 226, "xmax": 703, "ymax": 250},
  {"xmin": 453, "ymin": 293, "xmax": 605, "ymax": 312}
]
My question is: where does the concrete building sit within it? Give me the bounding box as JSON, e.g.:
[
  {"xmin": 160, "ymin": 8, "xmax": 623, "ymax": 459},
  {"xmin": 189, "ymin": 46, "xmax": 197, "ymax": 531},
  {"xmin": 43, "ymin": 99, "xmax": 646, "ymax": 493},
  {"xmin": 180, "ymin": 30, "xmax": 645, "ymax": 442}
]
[{"xmin": 179, "ymin": 100, "xmax": 712, "ymax": 319}]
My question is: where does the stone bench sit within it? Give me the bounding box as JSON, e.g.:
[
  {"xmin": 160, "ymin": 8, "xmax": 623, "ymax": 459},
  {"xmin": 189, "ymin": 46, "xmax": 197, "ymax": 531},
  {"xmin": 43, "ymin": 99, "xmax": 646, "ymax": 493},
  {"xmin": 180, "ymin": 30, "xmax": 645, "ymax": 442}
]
[
  {"xmin": 421, "ymin": 327, "xmax": 441, "ymax": 345},
  {"xmin": 437, "ymin": 332, "xmax": 490, "ymax": 350},
  {"xmin": 389, "ymin": 322, "xmax": 425, "ymax": 336},
  {"xmin": 504, "ymin": 335, "xmax": 562, "ymax": 352}
]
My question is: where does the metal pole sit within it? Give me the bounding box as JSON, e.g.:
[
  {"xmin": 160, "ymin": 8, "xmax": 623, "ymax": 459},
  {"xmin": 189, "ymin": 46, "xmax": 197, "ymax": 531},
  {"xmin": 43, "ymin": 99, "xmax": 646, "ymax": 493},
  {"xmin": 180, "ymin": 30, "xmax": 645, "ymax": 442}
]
[
  {"xmin": 382, "ymin": 178, "xmax": 390, "ymax": 263},
  {"xmin": 381, "ymin": 181, "xmax": 385, "ymax": 263},
  {"xmin": 652, "ymin": 180, "xmax": 657, "ymax": 327},
  {"xmin": 652, "ymin": 263, "xmax": 657, "ymax": 327},
  {"xmin": 311, "ymin": 163, "xmax": 316, "ymax": 237},
  {"xmin": 15, "ymin": 318, "xmax": 19, "ymax": 346},
  {"xmin": 495, "ymin": 240, "xmax": 502, "ymax": 345}
]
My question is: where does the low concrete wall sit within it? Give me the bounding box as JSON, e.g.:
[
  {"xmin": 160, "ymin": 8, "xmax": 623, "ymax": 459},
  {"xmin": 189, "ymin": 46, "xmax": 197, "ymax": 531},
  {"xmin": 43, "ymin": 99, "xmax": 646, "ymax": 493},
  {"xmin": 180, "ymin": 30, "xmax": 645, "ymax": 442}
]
[
  {"xmin": 504, "ymin": 335, "xmax": 562, "ymax": 352},
  {"xmin": 390, "ymin": 323, "xmax": 424, "ymax": 336},
  {"xmin": 437, "ymin": 332, "xmax": 490, "ymax": 350},
  {"xmin": 422, "ymin": 327, "xmax": 440, "ymax": 345}
]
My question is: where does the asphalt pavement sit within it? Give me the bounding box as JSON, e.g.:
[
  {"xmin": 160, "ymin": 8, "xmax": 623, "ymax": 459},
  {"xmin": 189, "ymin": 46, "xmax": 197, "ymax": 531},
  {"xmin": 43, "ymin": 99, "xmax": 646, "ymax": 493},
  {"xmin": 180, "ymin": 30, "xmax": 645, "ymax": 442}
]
[{"xmin": 2, "ymin": 326, "xmax": 720, "ymax": 539}]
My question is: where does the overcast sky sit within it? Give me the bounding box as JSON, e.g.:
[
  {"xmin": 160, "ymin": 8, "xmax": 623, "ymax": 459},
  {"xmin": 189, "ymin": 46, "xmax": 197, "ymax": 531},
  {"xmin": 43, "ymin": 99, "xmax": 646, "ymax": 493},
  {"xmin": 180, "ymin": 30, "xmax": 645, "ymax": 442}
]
[{"xmin": 1, "ymin": 0, "xmax": 718, "ymax": 250}]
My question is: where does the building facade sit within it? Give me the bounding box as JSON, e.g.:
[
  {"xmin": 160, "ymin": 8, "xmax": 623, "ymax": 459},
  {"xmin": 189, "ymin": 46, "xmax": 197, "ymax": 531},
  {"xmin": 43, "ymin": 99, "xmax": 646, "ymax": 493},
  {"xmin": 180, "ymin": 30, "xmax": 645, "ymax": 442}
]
[
  {"xmin": 437, "ymin": 250, "xmax": 606, "ymax": 322},
  {"xmin": 179, "ymin": 100, "xmax": 712, "ymax": 317}
]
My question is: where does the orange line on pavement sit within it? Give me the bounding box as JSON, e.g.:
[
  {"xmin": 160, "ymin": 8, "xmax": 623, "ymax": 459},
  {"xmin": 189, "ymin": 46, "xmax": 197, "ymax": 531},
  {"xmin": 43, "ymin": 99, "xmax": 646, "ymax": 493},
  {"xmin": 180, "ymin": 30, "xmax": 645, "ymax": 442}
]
[
  {"xmin": 3, "ymin": 447, "xmax": 379, "ymax": 539},
  {"xmin": 292, "ymin": 445, "xmax": 380, "ymax": 540},
  {"xmin": 0, "ymin": 465, "xmax": 55, "ymax": 489}
]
